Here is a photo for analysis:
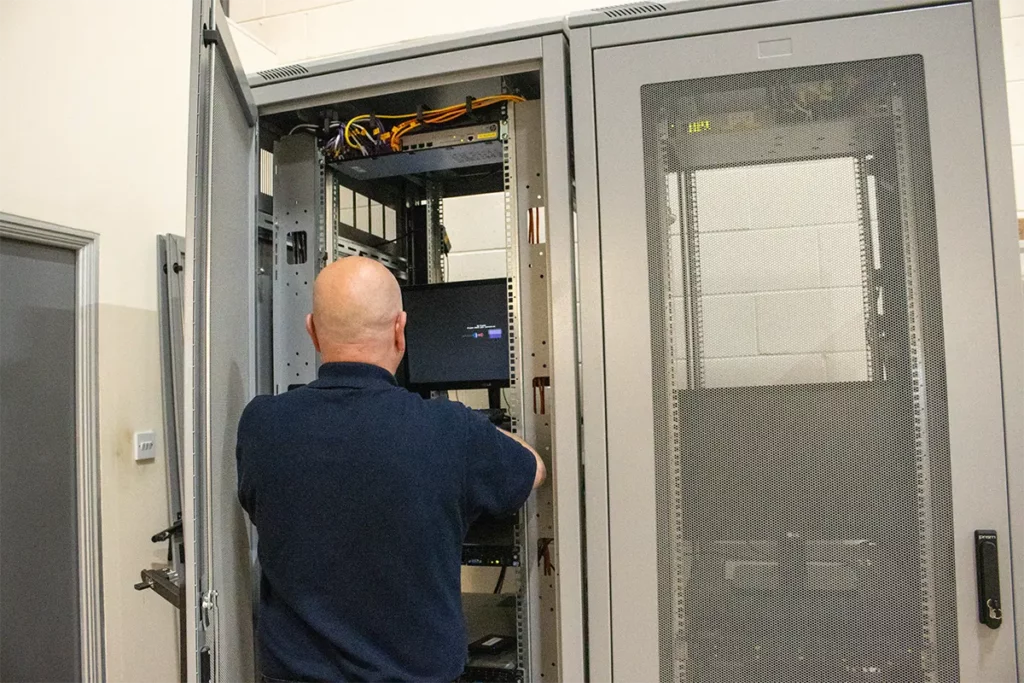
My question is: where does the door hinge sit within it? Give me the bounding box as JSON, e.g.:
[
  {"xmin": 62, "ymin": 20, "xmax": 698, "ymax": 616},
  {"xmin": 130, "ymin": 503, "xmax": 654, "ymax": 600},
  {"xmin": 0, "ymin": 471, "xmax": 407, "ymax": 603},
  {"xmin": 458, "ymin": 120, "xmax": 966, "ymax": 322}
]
[
  {"xmin": 203, "ymin": 26, "xmax": 220, "ymax": 47},
  {"xmin": 200, "ymin": 589, "xmax": 218, "ymax": 629}
]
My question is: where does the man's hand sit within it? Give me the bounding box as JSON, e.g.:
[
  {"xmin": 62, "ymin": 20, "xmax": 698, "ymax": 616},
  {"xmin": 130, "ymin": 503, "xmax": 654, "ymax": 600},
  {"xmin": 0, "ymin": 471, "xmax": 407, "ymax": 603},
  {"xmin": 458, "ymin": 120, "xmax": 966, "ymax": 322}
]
[{"xmin": 500, "ymin": 430, "xmax": 547, "ymax": 490}]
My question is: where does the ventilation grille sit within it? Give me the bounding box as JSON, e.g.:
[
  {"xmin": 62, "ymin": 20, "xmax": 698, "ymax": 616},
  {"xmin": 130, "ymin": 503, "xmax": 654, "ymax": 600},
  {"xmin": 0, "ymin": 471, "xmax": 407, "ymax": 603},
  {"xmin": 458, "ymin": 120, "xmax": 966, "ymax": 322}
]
[
  {"xmin": 640, "ymin": 55, "xmax": 959, "ymax": 682},
  {"xmin": 600, "ymin": 2, "xmax": 667, "ymax": 18},
  {"xmin": 255, "ymin": 64, "xmax": 309, "ymax": 82}
]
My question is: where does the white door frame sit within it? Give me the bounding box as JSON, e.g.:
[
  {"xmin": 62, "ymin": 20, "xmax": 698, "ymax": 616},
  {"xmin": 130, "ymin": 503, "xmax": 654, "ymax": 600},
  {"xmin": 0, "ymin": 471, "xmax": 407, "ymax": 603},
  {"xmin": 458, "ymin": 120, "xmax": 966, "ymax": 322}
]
[{"xmin": 0, "ymin": 212, "xmax": 104, "ymax": 683}]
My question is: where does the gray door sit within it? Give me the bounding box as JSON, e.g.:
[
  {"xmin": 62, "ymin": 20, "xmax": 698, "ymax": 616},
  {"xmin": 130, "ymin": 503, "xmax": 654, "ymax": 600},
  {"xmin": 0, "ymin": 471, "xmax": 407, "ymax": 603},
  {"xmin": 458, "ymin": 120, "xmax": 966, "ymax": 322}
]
[
  {"xmin": 186, "ymin": 0, "xmax": 258, "ymax": 680},
  {"xmin": 0, "ymin": 237, "xmax": 80, "ymax": 682},
  {"xmin": 592, "ymin": 5, "xmax": 1016, "ymax": 681}
]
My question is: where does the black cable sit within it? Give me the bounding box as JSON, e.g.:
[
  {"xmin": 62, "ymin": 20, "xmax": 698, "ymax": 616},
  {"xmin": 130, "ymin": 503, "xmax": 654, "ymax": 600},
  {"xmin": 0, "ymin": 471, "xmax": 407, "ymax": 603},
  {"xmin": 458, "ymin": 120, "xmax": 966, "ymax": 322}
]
[
  {"xmin": 492, "ymin": 566, "xmax": 507, "ymax": 594},
  {"xmin": 375, "ymin": 225, "xmax": 419, "ymax": 247}
]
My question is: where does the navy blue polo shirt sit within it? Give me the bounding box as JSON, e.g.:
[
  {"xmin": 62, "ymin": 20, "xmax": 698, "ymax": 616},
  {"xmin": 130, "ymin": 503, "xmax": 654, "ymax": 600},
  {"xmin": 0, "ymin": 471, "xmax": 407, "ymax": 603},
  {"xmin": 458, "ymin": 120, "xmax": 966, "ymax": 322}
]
[{"xmin": 236, "ymin": 362, "xmax": 536, "ymax": 682}]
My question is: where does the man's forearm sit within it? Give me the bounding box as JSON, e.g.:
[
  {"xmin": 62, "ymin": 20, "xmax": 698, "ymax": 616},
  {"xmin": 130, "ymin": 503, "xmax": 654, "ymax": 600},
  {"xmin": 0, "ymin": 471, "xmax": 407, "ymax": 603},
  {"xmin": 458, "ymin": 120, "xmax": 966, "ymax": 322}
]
[{"xmin": 500, "ymin": 429, "xmax": 547, "ymax": 488}]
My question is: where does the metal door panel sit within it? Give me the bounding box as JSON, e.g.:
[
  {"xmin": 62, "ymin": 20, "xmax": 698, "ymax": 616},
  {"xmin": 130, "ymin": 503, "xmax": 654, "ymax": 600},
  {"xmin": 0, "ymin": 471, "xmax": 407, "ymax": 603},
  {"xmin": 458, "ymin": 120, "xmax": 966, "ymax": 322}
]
[
  {"xmin": 0, "ymin": 238, "xmax": 80, "ymax": 683},
  {"xmin": 592, "ymin": 5, "xmax": 1016, "ymax": 681},
  {"xmin": 185, "ymin": 1, "xmax": 258, "ymax": 680}
]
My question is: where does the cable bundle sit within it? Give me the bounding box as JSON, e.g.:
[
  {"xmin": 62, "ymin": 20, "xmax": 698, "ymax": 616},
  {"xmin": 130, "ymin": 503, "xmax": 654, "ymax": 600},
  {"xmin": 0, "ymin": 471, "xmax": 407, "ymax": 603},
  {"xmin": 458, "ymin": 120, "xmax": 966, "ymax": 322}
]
[{"xmin": 324, "ymin": 94, "xmax": 525, "ymax": 160}]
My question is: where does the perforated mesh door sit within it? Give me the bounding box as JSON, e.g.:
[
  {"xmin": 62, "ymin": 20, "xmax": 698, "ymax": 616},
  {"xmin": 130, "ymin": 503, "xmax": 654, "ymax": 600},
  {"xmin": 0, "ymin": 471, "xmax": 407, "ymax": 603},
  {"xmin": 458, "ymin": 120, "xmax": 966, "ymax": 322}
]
[{"xmin": 641, "ymin": 57, "xmax": 958, "ymax": 682}]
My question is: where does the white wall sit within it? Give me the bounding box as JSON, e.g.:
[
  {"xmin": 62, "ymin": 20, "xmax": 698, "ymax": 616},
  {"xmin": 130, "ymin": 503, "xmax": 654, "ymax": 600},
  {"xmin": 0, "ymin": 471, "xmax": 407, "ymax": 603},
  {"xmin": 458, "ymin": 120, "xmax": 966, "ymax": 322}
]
[
  {"xmin": 228, "ymin": 17, "xmax": 279, "ymax": 72},
  {"xmin": 1005, "ymin": 1, "xmax": 1024, "ymax": 213},
  {"xmin": 1002, "ymin": 0, "xmax": 1024, "ymax": 275},
  {"xmin": 444, "ymin": 193, "xmax": 509, "ymax": 283},
  {"xmin": 669, "ymin": 158, "xmax": 870, "ymax": 389},
  {"xmin": 0, "ymin": 2, "xmax": 190, "ymax": 681}
]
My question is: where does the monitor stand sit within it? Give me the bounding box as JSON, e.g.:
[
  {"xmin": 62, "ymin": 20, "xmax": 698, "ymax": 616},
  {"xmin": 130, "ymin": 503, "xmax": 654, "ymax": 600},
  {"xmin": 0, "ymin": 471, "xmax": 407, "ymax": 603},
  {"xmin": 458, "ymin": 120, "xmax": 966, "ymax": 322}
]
[{"xmin": 488, "ymin": 386, "xmax": 502, "ymax": 410}]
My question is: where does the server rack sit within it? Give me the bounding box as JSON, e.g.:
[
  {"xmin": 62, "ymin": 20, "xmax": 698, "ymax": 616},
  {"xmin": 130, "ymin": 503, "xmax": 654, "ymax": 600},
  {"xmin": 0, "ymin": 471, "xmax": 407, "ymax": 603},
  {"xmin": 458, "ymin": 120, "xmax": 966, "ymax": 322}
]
[
  {"xmin": 183, "ymin": 3, "xmax": 584, "ymax": 681},
  {"xmin": 570, "ymin": 1, "xmax": 1023, "ymax": 681}
]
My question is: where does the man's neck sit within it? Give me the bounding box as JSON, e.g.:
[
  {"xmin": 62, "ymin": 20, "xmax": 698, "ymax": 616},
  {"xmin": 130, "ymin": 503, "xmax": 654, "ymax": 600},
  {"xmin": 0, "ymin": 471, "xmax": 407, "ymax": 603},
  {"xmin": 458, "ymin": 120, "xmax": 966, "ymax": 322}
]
[{"xmin": 320, "ymin": 348, "xmax": 395, "ymax": 375}]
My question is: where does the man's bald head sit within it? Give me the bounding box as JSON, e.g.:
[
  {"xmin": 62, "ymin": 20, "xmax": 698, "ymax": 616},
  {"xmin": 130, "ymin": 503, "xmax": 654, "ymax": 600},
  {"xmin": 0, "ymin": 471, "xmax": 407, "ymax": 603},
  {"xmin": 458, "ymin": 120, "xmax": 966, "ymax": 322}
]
[{"xmin": 306, "ymin": 257, "xmax": 406, "ymax": 373}]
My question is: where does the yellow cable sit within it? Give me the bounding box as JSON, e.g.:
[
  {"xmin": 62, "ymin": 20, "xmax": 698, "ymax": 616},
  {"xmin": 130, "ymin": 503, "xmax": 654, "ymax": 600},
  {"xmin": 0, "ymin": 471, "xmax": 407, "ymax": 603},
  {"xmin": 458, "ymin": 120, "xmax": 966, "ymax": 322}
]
[{"xmin": 340, "ymin": 95, "xmax": 525, "ymax": 154}]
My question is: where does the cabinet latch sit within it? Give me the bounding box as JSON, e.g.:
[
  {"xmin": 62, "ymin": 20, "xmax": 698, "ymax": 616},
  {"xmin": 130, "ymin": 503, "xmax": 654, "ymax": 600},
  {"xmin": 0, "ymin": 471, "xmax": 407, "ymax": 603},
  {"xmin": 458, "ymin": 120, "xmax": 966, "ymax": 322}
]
[
  {"xmin": 200, "ymin": 589, "xmax": 218, "ymax": 630},
  {"xmin": 975, "ymin": 530, "xmax": 1003, "ymax": 629}
]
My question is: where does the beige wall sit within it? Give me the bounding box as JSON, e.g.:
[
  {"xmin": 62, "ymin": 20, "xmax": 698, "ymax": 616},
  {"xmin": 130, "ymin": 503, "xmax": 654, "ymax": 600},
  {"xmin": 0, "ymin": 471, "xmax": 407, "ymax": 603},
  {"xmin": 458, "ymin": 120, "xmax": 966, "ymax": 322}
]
[{"xmin": 0, "ymin": 1, "xmax": 191, "ymax": 681}]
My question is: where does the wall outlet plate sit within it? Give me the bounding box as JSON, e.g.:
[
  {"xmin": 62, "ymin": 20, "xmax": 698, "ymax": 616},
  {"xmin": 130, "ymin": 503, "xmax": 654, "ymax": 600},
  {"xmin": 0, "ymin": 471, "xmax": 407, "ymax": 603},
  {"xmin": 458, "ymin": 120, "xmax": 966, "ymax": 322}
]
[{"xmin": 133, "ymin": 430, "xmax": 156, "ymax": 462}]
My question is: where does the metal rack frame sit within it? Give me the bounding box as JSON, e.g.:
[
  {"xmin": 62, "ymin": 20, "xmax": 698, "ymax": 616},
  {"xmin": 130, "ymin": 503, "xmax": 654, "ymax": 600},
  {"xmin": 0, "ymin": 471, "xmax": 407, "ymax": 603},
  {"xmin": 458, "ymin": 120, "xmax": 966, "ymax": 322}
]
[{"xmin": 257, "ymin": 87, "xmax": 571, "ymax": 683}]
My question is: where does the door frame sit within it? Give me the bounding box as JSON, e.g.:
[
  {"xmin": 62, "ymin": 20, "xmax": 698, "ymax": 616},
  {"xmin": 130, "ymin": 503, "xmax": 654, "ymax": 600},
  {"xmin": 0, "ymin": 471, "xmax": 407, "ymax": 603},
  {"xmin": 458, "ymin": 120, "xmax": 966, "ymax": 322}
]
[{"xmin": 0, "ymin": 212, "xmax": 104, "ymax": 682}]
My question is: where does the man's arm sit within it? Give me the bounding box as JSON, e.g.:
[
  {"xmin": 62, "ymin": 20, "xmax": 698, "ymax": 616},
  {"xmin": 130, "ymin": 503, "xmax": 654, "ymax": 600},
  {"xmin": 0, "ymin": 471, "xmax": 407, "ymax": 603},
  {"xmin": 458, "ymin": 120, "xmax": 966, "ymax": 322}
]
[{"xmin": 500, "ymin": 430, "xmax": 547, "ymax": 489}]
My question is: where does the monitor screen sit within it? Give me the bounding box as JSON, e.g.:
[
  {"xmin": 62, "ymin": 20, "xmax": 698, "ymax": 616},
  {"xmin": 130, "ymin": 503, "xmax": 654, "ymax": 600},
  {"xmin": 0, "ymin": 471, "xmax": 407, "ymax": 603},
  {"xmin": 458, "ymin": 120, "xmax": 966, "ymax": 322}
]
[{"xmin": 402, "ymin": 278, "xmax": 510, "ymax": 389}]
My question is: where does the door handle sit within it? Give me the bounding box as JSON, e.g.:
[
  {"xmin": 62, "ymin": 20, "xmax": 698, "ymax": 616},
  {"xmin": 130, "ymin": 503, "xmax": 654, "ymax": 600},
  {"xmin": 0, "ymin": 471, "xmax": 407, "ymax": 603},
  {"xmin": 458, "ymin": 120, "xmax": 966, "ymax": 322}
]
[{"xmin": 975, "ymin": 530, "xmax": 1003, "ymax": 629}]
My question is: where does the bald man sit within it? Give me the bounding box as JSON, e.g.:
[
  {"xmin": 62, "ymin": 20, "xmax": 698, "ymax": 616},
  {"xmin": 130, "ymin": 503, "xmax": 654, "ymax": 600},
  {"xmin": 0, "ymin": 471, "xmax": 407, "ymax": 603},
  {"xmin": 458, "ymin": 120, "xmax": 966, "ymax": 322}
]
[{"xmin": 236, "ymin": 257, "xmax": 545, "ymax": 683}]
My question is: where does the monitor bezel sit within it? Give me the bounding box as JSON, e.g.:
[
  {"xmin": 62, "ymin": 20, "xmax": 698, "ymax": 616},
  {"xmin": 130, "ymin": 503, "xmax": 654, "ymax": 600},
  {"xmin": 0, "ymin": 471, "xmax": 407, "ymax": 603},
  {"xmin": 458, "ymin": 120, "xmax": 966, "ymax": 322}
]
[{"xmin": 400, "ymin": 277, "xmax": 512, "ymax": 391}]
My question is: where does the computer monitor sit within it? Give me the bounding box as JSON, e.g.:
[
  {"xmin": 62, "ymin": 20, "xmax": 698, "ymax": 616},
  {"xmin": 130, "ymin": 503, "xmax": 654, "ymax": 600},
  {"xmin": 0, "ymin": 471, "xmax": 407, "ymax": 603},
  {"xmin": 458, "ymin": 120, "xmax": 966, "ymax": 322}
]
[{"xmin": 401, "ymin": 278, "xmax": 510, "ymax": 390}]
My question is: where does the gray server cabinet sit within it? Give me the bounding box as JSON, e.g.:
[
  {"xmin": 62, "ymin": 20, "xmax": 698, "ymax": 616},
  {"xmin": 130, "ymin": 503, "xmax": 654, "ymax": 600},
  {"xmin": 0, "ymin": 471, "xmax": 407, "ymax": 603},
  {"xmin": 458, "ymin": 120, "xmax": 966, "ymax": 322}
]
[
  {"xmin": 570, "ymin": 1, "xmax": 1023, "ymax": 682},
  {"xmin": 183, "ymin": 2, "xmax": 584, "ymax": 681}
]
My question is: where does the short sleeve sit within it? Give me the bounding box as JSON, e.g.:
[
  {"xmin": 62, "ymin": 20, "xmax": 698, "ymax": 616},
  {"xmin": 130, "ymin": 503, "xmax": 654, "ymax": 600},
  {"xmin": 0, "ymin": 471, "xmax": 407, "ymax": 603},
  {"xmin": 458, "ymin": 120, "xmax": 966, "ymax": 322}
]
[
  {"xmin": 461, "ymin": 408, "xmax": 537, "ymax": 520},
  {"xmin": 236, "ymin": 396, "xmax": 268, "ymax": 519}
]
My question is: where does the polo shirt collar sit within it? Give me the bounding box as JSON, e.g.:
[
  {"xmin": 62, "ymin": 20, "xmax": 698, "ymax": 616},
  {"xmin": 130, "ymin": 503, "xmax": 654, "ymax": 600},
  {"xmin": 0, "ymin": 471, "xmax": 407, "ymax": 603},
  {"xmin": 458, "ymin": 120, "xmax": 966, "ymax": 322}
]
[{"xmin": 311, "ymin": 362, "xmax": 398, "ymax": 389}]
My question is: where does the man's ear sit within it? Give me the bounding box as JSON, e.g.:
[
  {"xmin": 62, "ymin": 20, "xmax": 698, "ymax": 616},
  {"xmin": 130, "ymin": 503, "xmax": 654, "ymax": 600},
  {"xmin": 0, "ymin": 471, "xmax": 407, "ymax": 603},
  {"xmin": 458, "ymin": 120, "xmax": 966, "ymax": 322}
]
[
  {"xmin": 395, "ymin": 311, "xmax": 407, "ymax": 356},
  {"xmin": 306, "ymin": 314, "xmax": 321, "ymax": 353}
]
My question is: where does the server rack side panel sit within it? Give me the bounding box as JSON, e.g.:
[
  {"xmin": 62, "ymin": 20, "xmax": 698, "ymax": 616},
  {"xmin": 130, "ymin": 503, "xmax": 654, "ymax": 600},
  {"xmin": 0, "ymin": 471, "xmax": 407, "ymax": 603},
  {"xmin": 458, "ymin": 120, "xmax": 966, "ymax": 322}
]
[
  {"xmin": 273, "ymin": 134, "xmax": 320, "ymax": 393},
  {"xmin": 567, "ymin": 24, "xmax": 616, "ymax": 683},
  {"xmin": 157, "ymin": 234, "xmax": 186, "ymax": 533}
]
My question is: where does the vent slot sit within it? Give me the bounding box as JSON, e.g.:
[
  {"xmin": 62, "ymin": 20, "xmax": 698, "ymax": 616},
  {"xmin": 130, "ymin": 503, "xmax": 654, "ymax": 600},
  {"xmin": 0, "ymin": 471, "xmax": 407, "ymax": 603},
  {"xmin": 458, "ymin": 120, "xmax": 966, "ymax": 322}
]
[
  {"xmin": 255, "ymin": 64, "xmax": 309, "ymax": 82},
  {"xmin": 600, "ymin": 2, "xmax": 668, "ymax": 18}
]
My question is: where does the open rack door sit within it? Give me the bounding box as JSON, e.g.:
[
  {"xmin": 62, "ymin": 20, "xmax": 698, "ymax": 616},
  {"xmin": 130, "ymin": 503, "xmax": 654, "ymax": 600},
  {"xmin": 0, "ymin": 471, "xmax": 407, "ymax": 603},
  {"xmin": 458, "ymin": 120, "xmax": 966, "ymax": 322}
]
[{"xmin": 184, "ymin": 1, "xmax": 258, "ymax": 682}]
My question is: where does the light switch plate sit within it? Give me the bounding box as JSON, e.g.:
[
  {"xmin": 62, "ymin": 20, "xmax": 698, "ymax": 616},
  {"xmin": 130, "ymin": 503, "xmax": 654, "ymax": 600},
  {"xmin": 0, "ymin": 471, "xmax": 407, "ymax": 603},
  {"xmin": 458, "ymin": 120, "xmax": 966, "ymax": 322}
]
[{"xmin": 134, "ymin": 430, "xmax": 156, "ymax": 462}]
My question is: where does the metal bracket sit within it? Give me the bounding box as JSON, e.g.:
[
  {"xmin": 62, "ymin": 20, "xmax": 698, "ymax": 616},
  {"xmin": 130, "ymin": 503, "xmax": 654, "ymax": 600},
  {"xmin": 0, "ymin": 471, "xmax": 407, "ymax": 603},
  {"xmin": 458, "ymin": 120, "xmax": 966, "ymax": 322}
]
[
  {"xmin": 202, "ymin": 27, "xmax": 220, "ymax": 47},
  {"xmin": 134, "ymin": 568, "xmax": 184, "ymax": 610}
]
